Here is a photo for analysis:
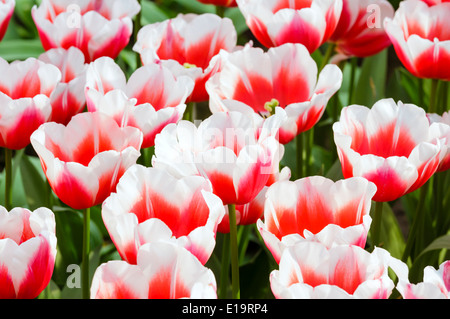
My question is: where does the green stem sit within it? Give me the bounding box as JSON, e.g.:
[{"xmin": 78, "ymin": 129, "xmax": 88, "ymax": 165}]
[
  {"xmin": 402, "ymin": 182, "xmax": 429, "ymax": 263},
  {"xmin": 4, "ymin": 148, "xmax": 12, "ymax": 210},
  {"xmin": 82, "ymin": 207, "xmax": 91, "ymax": 299},
  {"xmin": 216, "ymin": 5, "xmax": 226, "ymax": 18},
  {"xmin": 219, "ymin": 233, "xmax": 230, "ymax": 299},
  {"xmin": 438, "ymin": 81, "xmax": 448, "ymax": 115},
  {"xmin": 319, "ymin": 43, "xmax": 336, "ymax": 72},
  {"xmin": 183, "ymin": 102, "xmax": 195, "ymax": 122},
  {"xmin": 237, "ymin": 225, "xmax": 251, "ymax": 264},
  {"xmin": 348, "ymin": 57, "xmax": 357, "ymax": 106},
  {"xmin": 428, "ymin": 79, "xmax": 439, "ymax": 114},
  {"xmin": 371, "ymin": 201, "xmax": 383, "ymax": 249},
  {"xmin": 228, "ymin": 204, "xmax": 240, "ymax": 299},
  {"xmin": 46, "ymin": 182, "xmax": 53, "ymax": 210},
  {"xmin": 305, "ymin": 128, "xmax": 314, "ymax": 176},
  {"xmin": 142, "ymin": 146, "xmax": 155, "ymax": 167},
  {"xmin": 296, "ymin": 133, "xmax": 303, "ymax": 179},
  {"xmin": 418, "ymin": 78, "xmax": 424, "ymax": 108}
]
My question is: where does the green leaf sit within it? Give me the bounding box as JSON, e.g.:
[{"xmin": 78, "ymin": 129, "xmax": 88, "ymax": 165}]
[
  {"xmin": 416, "ymin": 234, "xmax": 450, "ymax": 260},
  {"xmin": 172, "ymin": 0, "xmax": 216, "ymax": 14},
  {"xmin": 0, "ymin": 39, "xmax": 44, "ymax": 61},
  {"xmin": 141, "ymin": 0, "xmax": 173, "ymax": 24},
  {"xmin": 12, "ymin": 0, "xmax": 39, "ymax": 39},
  {"xmin": 0, "ymin": 149, "xmax": 28, "ymax": 208},
  {"xmin": 352, "ymin": 49, "xmax": 388, "ymax": 107},
  {"xmin": 369, "ymin": 201, "xmax": 406, "ymax": 260},
  {"xmin": 19, "ymin": 154, "xmax": 48, "ymax": 210},
  {"xmin": 280, "ymin": 137, "xmax": 297, "ymax": 179},
  {"xmin": 325, "ymin": 159, "xmax": 344, "ymax": 182},
  {"xmin": 239, "ymin": 248, "xmax": 274, "ymax": 299},
  {"xmin": 52, "ymin": 206, "xmax": 104, "ymax": 287},
  {"xmin": 60, "ymin": 246, "xmax": 102, "ymax": 299}
]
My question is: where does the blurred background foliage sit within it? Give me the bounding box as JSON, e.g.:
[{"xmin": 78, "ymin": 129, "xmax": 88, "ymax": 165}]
[{"xmin": 0, "ymin": 0, "xmax": 448, "ymax": 299}]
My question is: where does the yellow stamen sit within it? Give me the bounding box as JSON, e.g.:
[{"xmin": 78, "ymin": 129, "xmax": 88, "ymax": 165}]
[
  {"xmin": 183, "ymin": 62, "xmax": 197, "ymax": 69},
  {"xmin": 264, "ymin": 98, "xmax": 279, "ymax": 115}
]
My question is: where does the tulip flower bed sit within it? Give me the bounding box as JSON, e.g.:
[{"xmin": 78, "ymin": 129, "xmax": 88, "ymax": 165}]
[{"xmin": 0, "ymin": 0, "xmax": 449, "ymax": 301}]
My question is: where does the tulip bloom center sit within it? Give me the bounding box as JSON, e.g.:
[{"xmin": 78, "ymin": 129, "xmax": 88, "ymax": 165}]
[
  {"xmin": 349, "ymin": 122, "xmax": 418, "ymax": 158},
  {"xmin": 48, "ymin": 130, "xmax": 118, "ymax": 166},
  {"xmin": 155, "ymin": 20, "xmax": 228, "ymax": 71},
  {"xmin": 0, "ymin": 70, "xmax": 49, "ymax": 99},
  {"xmin": 290, "ymin": 254, "xmax": 368, "ymax": 295},
  {"xmin": 264, "ymin": 98, "xmax": 279, "ymax": 115},
  {"xmin": 129, "ymin": 190, "xmax": 211, "ymax": 238},
  {"xmin": 400, "ymin": 16, "xmax": 450, "ymax": 42},
  {"xmin": 183, "ymin": 62, "xmax": 197, "ymax": 69},
  {"xmin": 232, "ymin": 72, "xmax": 311, "ymax": 114}
]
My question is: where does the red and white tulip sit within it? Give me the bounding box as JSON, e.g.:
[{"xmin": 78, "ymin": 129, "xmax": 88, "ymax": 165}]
[
  {"xmin": 102, "ymin": 164, "xmax": 225, "ymax": 265},
  {"xmin": 133, "ymin": 13, "xmax": 237, "ymax": 103},
  {"xmin": 30, "ymin": 112, "xmax": 143, "ymax": 210},
  {"xmin": 153, "ymin": 110, "xmax": 286, "ymax": 206},
  {"xmin": 257, "ymin": 176, "xmax": 376, "ymax": 264},
  {"xmin": 91, "ymin": 242, "xmax": 217, "ymax": 299},
  {"xmin": 32, "ymin": 0, "xmax": 141, "ymax": 62},
  {"xmin": 39, "ymin": 47, "xmax": 88, "ymax": 125},
  {"xmin": 233, "ymin": 165, "xmax": 291, "ymax": 233},
  {"xmin": 85, "ymin": 57, "xmax": 194, "ymax": 148},
  {"xmin": 428, "ymin": 111, "xmax": 450, "ymax": 172},
  {"xmin": 328, "ymin": 0, "xmax": 394, "ymax": 58},
  {"xmin": 236, "ymin": 0, "xmax": 343, "ymax": 53},
  {"xmin": 333, "ymin": 99, "xmax": 447, "ymax": 202},
  {"xmin": 397, "ymin": 260, "xmax": 450, "ymax": 299},
  {"xmin": 0, "ymin": 206, "xmax": 57, "ymax": 299},
  {"xmin": 384, "ymin": 0, "xmax": 450, "ymax": 81},
  {"xmin": 0, "ymin": 0, "xmax": 14, "ymax": 41},
  {"xmin": 0, "ymin": 57, "xmax": 61, "ymax": 150},
  {"xmin": 206, "ymin": 43, "xmax": 342, "ymax": 144},
  {"xmin": 270, "ymin": 241, "xmax": 406, "ymax": 299}
]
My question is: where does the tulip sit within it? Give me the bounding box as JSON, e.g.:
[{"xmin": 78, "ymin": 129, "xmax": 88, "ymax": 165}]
[
  {"xmin": 38, "ymin": 47, "xmax": 88, "ymax": 125},
  {"xmin": 233, "ymin": 165, "xmax": 291, "ymax": 233},
  {"xmin": 0, "ymin": 206, "xmax": 57, "ymax": 299},
  {"xmin": 152, "ymin": 110, "xmax": 285, "ymax": 207},
  {"xmin": 30, "ymin": 111, "xmax": 143, "ymax": 210},
  {"xmin": 0, "ymin": 57, "xmax": 61, "ymax": 150},
  {"xmin": 236, "ymin": 0, "xmax": 343, "ymax": 53},
  {"xmin": 0, "ymin": 57, "xmax": 61, "ymax": 210},
  {"xmin": 333, "ymin": 98, "xmax": 446, "ymax": 203},
  {"xmin": 133, "ymin": 13, "xmax": 237, "ymax": 103},
  {"xmin": 270, "ymin": 241, "xmax": 406, "ymax": 299},
  {"xmin": 428, "ymin": 111, "xmax": 450, "ymax": 172},
  {"xmin": 333, "ymin": 98, "xmax": 448, "ymax": 249},
  {"xmin": 0, "ymin": 0, "xmax": 14, "ymax": 42},
  {"xmin": 257, "ymin": 176, "xmax": 376, "ymax": 264},
  {"xmin": 397, "ymin": 260, "xmax": 450, "ymax": 299},
  {"xmin": 85, "ymin": 57, "xmax": 194, "ymax": 148},
  {"xmin": 153, "ymin": 109, "xmax": 285, "ymax": 298},
  {"xmin": 384, "ymin": 0, "xmax": 450, "ymax": 81},
  {"xmin": 102, "ymin": 164, "xmax": 225, "ymax": 265},
  {"xmin": 328, "ymin": 0, "xmax": 394, "ymax": 58},
  {"xmin": 32, "ymin": 0, "xmax": 141, "ymax": 62},
  {"xmin": 31, "ymin": 111, "xmax": 142, "ymax": 298},
  {"xmin": 206, "ymin": 43, "xmax": 342, "ymax": 145},
  {"xmin": 91, "ymin": 242, "xmax": 217, "ymax": 299}
]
